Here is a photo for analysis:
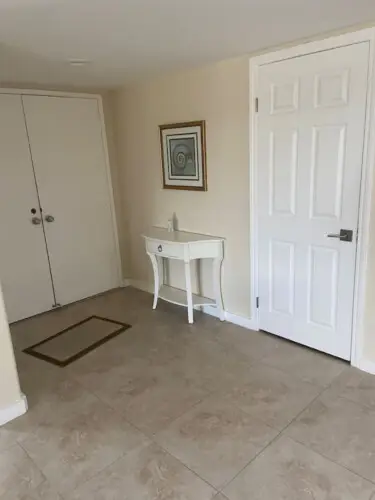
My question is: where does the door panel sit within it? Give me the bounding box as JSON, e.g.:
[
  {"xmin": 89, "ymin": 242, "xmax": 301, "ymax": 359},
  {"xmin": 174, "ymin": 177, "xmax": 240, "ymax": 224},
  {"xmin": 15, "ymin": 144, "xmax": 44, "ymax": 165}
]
[
  {"xmin": 269, "ymin": 129, "xmax": 298, "ymax": 216},
  {"xmin": 310, "ymin": 124, "xmax": 345, "ymax": 219},
  {"xmin": 257, "ymin": 42, "xmax": 369, "ymax": 360},
  {"xmin": 269, "ymin": 240, "xmax": 295, "ymax": 315},
  {"xmin": 0, "ymin": 95, "xmax": 54, "ymax": 322},
  {"xmin": 307, "ymin": 245, "xmax": 338, "ymax": 329},
  {"xmin": 22, "ymin": 96, "xmax": 120, "ymax": 306}
]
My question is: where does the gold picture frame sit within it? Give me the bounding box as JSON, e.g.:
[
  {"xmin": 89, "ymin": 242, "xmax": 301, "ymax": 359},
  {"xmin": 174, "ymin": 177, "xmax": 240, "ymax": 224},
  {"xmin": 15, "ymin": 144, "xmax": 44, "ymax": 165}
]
[{"xmin": 159, "ymin": 120, "xmax": 207, "ymax": 191}]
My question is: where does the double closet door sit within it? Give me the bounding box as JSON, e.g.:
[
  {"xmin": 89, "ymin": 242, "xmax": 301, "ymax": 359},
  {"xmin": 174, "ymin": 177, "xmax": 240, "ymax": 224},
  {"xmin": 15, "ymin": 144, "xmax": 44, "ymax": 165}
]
[{"xmin": 0, "ymin": 93, "xmax": 120, "ymax": 323}]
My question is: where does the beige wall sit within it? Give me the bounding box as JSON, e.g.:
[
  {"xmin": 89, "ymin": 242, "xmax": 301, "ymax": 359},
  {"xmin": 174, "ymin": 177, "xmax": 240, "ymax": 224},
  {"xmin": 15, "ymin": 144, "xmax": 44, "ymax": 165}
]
[
  {"xmin": 101, "ymin": 92, "xmax": 130, "ymax": 278},
  {"xmin": 0, "ymin": 283, "xmax": 22, "ymax": 410},
  {"xmin": 113, "ymin": 48, "xmax": 375, "ymax": 366},
  {"xmin": 113, "ymin": 57, "xmax": 251, "ymax": 317}
]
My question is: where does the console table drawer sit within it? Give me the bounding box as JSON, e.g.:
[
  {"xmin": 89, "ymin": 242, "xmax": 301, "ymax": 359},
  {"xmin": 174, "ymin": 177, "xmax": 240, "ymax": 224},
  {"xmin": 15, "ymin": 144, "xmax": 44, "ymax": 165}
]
[{"xmin": 146, "ymin": 240, "xmax": 185, "ymax": 259}]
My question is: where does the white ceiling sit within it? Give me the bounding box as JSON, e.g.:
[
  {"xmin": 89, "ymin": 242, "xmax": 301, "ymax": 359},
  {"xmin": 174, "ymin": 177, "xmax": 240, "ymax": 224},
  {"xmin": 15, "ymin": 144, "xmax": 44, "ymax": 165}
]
[{"xmin": 0, "ymin": 0, "xmax": 374, "ymax": 89}]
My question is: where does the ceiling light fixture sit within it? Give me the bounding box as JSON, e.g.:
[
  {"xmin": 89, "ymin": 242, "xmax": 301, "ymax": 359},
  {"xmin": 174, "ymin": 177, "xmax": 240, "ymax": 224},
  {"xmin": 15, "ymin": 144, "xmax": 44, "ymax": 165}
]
[{"xmin": 68, "ymin": 59, "xmax": 91, "ymax": 67}]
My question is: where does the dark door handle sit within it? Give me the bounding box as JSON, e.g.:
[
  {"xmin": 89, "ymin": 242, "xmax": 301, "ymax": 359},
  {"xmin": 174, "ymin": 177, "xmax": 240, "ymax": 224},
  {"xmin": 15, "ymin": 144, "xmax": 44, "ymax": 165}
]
[
  {"xmin": 326, "ymin": 229, "xmax": 353, "ymax": 242},
  {"xmin": 31, "ymin": 216, "xmax": 42, "ymax": 225}
]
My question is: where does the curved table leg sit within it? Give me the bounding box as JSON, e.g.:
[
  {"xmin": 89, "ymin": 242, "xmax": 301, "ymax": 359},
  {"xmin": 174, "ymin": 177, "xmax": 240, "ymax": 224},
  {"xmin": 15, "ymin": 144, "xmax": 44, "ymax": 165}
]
[
  {"xmin": 184, "ymin": 261, "xmax": 194, "ymax": 324},
  {"xmin": 213, "ymin": 256, "xmax": 225, "ymax": 321},
  {"xmin": 147, "ymin": 252, "xmax": 160, "ymax": 309}
]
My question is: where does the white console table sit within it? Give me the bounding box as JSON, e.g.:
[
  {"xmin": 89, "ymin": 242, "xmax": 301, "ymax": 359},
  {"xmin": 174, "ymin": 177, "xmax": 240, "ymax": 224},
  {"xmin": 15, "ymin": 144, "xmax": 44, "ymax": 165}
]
[{"xmin": 143, "ymin": 227, "xmax": 225, "ymax": 324}]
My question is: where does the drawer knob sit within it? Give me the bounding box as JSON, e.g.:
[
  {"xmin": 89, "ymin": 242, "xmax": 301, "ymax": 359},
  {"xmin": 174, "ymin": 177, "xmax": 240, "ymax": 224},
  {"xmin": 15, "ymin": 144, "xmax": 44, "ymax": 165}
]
[{"xmin": 158, "ymin": 245, "xmax": 163, "ymax": 252}]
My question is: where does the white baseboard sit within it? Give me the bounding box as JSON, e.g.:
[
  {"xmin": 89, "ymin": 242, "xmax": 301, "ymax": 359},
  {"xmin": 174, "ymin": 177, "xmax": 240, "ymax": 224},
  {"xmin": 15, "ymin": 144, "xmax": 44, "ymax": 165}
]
[
  {"xmin": 200, "ymin": 304, "xmax": 220, "ymax": 318},
  {"xmin": 129, "ymin": 279, "xmax": 153, "ymax": 294},
  {"xmin": 356, "ymin": 358, "xmax": 375, "ymax": 375},
  {"xmin": 201, "ymin": 304, "xmax": 258, "ymax": 330},
  {"xmin": 0, "ymin": 393, "xmax": 28, "ymax": 426},
  {"xmin": 224, "ymin": 311, "xmax": 258, "ymax": 330},
  {"xmin": 121, "ymin": 279, "xmax": 131, "ymax": 287},
  {"xmin": 129, "ymin": 279, "xmax": 258, "ymax": 331}
]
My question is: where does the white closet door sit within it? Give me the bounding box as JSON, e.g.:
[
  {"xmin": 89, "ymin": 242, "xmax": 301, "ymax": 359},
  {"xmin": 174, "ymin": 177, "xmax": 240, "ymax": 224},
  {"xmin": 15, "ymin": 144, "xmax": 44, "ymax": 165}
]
[
  {"xmin": 256, "ymin": 43, "xmax": 369, "ymax": 360},
  {"xmin": 22, "ymin": 96, "xmax": 120, "ymax": 306},
  {"xmin": 0, "ymin": 95, "xmax": 55, "ymax": 322}
]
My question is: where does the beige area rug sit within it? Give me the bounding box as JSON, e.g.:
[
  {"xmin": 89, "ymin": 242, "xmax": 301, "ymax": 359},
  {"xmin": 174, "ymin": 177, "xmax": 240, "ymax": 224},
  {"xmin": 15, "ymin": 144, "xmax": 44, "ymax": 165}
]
[{"xmin": 23, "ymin": 316, "xmax": 131, "ymax": 367}]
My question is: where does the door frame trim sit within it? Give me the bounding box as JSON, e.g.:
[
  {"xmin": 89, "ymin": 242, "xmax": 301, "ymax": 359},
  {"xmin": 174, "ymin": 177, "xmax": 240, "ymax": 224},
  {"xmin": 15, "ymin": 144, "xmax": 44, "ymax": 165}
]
[
  {"xmin": 0, "ymin": 88, "xmax": 123, "ymax": 292},
  {"xmin": 249, "ymin": 27, "xmax": 375, "ymax": 370}
]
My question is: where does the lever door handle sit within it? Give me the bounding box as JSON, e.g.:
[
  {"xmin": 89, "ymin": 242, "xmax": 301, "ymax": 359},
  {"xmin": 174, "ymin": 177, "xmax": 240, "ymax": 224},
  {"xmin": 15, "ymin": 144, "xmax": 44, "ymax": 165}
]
[
  {"xmin": 326, "ymin": 229, "xmax": 353, "ymax": 242},
  {"xmin": 31, "ymin": 216, "xmax": 42, "ymax": 225}
]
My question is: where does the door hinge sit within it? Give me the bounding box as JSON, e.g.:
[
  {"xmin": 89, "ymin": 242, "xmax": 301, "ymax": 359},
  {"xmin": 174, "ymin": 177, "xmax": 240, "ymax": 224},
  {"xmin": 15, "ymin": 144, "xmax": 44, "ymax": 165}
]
[
  {"xmin": 256, "ymin": 297, "xmax": 259, "ymax": 309},
  {"xmin": 255, "ymin": 97, "xmax": 259, "ymax": 113}
]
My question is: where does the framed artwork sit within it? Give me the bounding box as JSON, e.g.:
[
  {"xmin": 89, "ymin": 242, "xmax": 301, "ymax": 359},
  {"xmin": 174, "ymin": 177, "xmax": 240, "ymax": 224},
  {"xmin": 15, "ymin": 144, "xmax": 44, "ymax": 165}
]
[{"xmin": 159, "ymin": 120, "xmax": 207, "ymax": 191}]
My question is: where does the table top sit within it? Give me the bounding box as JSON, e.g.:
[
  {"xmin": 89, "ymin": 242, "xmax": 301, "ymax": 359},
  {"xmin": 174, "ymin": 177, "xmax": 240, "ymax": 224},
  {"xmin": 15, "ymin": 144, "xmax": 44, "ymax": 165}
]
[{"xmin": 142, "ymin": 227, "xmax": 224, "ymax": 244}]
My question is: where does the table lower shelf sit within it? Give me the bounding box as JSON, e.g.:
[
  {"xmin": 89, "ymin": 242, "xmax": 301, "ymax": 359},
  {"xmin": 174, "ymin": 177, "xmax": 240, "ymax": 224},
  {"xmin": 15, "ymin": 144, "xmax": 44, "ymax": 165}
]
[{"xmin": 158, "ymin": 285, "xmax": 215, "ymax": 308}]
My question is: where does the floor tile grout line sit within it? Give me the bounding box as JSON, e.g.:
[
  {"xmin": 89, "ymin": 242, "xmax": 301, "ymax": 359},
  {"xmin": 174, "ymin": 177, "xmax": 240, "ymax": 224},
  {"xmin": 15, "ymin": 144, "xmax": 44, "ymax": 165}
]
[
  {"xmin": 58, "ymin": 441, "xmax": 151, "ymax": 500},
  {"xmin": 75, "ymin": 370, "xmax": 245, "ymax": 496},
  {"xmin": 150, "ymin": 392, "xmax": 284, "ymax": 491},
  {"xmin": 203, "ymin": 364, "xmax": 327, "ymax": 433},
  {"xmin": 277, "ymin": 383, "xmax": 375, "ymax": 488},
  {"xmin": 301, "ymin": 361, "xmax": 375, "ymax": 415},
  {"xmin": 280, "ymin": 386, "xmax": 375, "ymax": 488},
  {"xmin": 18, "ymin": 426, "xmax": 148, "ymax": 500},
  {"xmin": 288, "ymin": 436, "xmax": 375, "ymax": 489},
  {"xmin": 60, "ymin": 378, "xmax": 158, "ymax": 445},
  {"xmin": 68, "ymin": 394, "xmax": 221, "ymax": 496},
  {"xmin": 203, "ymin": 359, "xmax": 331, "ymax": 451},
  {"xmin": 70, "ymin": 367, "xmax": 223, "ymax": 467},
  {"xmin": 332, "ymin": 391, "xmax": 375, "ymax": 412},
  {"xmin": 63, "ymin": 319, "xmax": 223, "ymax": 497},
  {"xmin": 218, "ymin": 428, "xmax": 284, "ymax": 493},
  {"xmin": 15, "ymin": 378, "xmax": 156, "ymax": 499},
  {"xmin": 151, "ymin": 439, "xmax": 220, "ymax": 495},
  {"xmin": 147, "ymin": 390, "xmax": 213, "ymax": 434},
  {"xmin": 255, "ymin": 355, "xmax": 348, "ymax": 390},
  {"xmin": 320, "ymin": 374, "xmax": 375, "ymax": 413},
  {"xmin": 16, "ymin": 441, "xmax": 49, "ymax": 491},
  {"xmin": 71, "ymin": 366, "xmax": 215, "ymax": 441},
  {"xmin": 218, "ymin": 383, "xmax": 330, "ymax": 493}
]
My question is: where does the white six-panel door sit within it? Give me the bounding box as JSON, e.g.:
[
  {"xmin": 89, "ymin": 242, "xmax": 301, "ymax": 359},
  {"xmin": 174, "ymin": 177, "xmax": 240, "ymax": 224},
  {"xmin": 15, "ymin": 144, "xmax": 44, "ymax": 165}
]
[
  {"xmin": 22, "ymin": 96, "xmax": 120, "ymax": 307},
  {"xmin": 257, "ymin": 43, "xmax": 369, "ymax": 360},
  {"xmin": 0, "ymin": 95, "xmax": 55, "ymax": 322}
]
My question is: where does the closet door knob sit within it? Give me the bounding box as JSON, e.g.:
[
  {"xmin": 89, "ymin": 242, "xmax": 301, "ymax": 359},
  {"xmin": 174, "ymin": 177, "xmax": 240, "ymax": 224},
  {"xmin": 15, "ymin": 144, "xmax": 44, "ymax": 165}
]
[
  {"xmin": 45, "ymin": 215, "xmax": 55, "ymax": 223},
  {"xmin": 31, "ymin": 216, "xmax": 42, "ymax": 225}
]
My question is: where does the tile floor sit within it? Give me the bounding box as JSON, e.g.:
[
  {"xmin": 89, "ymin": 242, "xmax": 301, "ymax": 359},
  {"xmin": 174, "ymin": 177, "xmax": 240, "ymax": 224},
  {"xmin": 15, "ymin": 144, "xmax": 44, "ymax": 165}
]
[{"xmin": 2, "ymin": 287, "xmax": 375, "ymax": 499}]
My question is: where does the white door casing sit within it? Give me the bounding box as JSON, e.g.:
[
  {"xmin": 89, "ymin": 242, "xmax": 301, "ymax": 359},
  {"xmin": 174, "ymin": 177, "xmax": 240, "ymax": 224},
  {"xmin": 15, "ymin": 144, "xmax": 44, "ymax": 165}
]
[
  {"xmin": 0, "ymin": 95, "xmax": 55, "ymax": 322},
  {"xmin": 22, "ymin": 95, "xmax": 121, "ymax": 306},
  {"xmin": 256, "ymin": 42, "xmax": 369, "ymax": 360}
]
